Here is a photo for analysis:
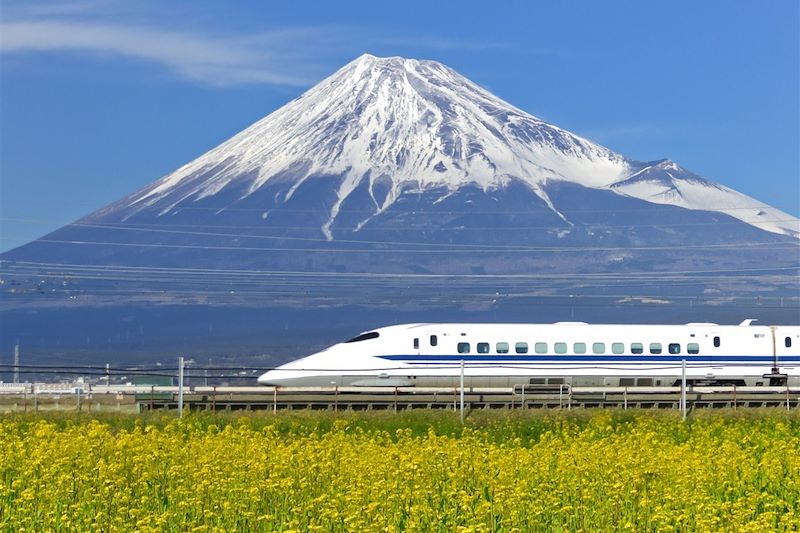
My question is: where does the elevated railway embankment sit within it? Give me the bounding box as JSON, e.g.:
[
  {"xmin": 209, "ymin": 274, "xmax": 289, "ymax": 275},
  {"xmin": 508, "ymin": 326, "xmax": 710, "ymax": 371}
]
[{"xmin": 0, "ymin": 384, "xmax": 798, "ymax": 413}]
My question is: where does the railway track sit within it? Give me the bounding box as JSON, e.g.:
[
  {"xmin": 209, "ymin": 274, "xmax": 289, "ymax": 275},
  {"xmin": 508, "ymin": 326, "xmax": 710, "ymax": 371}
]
[
  {"xmin": 1, "ymin": 385, "xmax": 797, "ymax": 413},
  {"xmin": 135, "ymin": 385, "xmax": 799, "ymax": 412}
]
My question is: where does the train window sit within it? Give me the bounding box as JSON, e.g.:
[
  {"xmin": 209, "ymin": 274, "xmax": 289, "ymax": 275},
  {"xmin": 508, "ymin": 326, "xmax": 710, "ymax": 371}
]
[
  {"xmin": 554, "ymin": 342, "xmax": 567, "ymax": 354},
  {"xmin": 787, "ymin": 337, "xmax": 793, "ymax": 348},
  {"xmin": 631, "ymin": 343, "xmax": 643, "ymax": 354},
  {"xmin": 593, "ymin": 343, "xmax": 606, "ymax": 354},
  {"xmin": 573, "ymin": 342, "xmax": 587, "ymax": 354},
  {"xmin": 713, "ymin": 336, "xmax": 720, "ymax": 348},
  {"xmin": 535, "ymin": 342, "xmax": 548, "ymax": 354},
  {"xmin": 477, "ymin": 342, "xmax": 490, "ymax": 354},
  {"xmin": 687, "ymin": 343, "xmax": 700, "ymax": 354},
  {"xmin": 515, "ymin": 342, "xmax": 529, "ymax": 354},
  {"xmin": 345, "ymin": 331, "xmax": 380, "ymax": 343},
  {"xmin": 619, "ymin": 378, "xmax": 635, "ymax": 386},
  {"xmin": 430, "ymin": 335, "xmax": 438, "ymax": 347},
  {"xmin": 413, "ymin": 338, "xmax": 419, "ymax": 349},
  {"xmin": 496, "ymin": 342, "xmax": 509, "ymax": 354},
  {"xmin": 457, "ymin": 342, "xmax": 470, "ymax": 354},
  {"xmin": 668, "ymin": 343, "xmax": 681, "ymax": 355},
  {"xmin": 650, "ymin": 343, "xmax": 662, "ymax": 354},
  {"xmin": 612, "ymin": 343, "xmax": 624, "ymax": 354}
]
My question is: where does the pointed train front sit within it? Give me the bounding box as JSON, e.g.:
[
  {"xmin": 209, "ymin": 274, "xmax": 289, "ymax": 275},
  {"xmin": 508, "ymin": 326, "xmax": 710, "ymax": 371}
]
[{"xmin": 258, "ymin": 322, "xmax": 800, "ymax": 388}]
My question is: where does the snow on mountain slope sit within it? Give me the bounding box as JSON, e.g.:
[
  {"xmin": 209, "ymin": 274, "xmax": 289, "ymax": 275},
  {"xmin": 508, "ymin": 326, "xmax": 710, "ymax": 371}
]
[
  {"xmin": 612, "ymin": 159, "xmax": 799, "ymax": 238},
  {"xmin": 116, "ymin": 53, "xmax": 797, "ymax": 239}
]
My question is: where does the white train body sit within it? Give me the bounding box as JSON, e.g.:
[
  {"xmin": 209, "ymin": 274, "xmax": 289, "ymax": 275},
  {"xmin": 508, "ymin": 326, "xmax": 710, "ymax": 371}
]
[{"xmin": 257, "ymin": 322, "xmax": 800, "ymax": 387}]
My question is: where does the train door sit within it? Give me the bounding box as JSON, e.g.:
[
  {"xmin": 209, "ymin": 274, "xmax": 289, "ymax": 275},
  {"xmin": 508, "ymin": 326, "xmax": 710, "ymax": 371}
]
[
  {"xmin": 782, "ymin": 329, "xmax": 800, "ymax": 386},
  {"xmin": 426, "ymin": 331, "xmax": 439, "ymax": 355},
  {"xmin": 777, "ymin": 328, "xmax": 800, "ymax": 357},
  {"xmin": 772, "ymin": 326, "xmax": 798, "ymax": 385},
  {"xmin": 425, "ymin": 330, "xmax": 442, "ymax": 386},
  {"xmin": 706, "ymin": 329, "xmax": 723, "ymax": 379}
]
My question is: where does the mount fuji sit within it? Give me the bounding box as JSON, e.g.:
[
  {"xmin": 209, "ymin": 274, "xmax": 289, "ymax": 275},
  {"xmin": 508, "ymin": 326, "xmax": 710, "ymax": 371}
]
[
  {"xmin": 7, "ymin": 55, "xmax": 798, "ymax": 269},
  {"xmin": 69, "ymin": 54, "xmax": 798, "ymax": 240},
  {"xmin": 2, "ymin": 54, "xmax": 798, "ymax": 362}
]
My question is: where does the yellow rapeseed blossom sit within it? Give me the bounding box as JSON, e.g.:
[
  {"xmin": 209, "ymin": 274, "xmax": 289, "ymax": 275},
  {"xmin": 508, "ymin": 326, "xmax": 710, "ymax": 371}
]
[{"xmin": 0, "ymin": 411, "xmax": 798, "ymax": 531}]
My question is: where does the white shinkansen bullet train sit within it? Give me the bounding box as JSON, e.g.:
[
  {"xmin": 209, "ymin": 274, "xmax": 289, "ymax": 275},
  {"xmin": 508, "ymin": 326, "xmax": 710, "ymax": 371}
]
[{"xmin": 257, "ymin": 321, "xmax": 800, "ymax": 388}]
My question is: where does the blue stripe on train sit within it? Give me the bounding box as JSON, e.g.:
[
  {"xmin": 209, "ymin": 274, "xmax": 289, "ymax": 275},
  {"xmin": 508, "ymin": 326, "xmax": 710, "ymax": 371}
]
[{"xmin": 378, "ymin": 354, "xmax": 800, "ymax": 364}]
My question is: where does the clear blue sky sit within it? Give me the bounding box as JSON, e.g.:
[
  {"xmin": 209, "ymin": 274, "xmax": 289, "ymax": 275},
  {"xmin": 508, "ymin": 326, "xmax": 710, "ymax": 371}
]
[{"xmin": 1, "ymin": 0, "xmax": 798, "ymax": 252}]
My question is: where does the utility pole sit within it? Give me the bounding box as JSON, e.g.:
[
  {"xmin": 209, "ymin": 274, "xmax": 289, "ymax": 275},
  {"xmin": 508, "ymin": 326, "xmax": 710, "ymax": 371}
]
[
  {"xmin": 459, "ymin": 359, "xmax": 465, "ymax": 423},
  {"xmin": 681, "ymin": 359, "xmax": 687, "ymax": 421},
  {"xmin": 178, "ymin": 356, "xmax": 185, "ymax": 418},
  {"xmin": 105, "ymin": 363, "xmax": 110, "ymax": 387},
  {"xmin": 13, "ymin": 343, "xmax": 20, "ymax": 385}
]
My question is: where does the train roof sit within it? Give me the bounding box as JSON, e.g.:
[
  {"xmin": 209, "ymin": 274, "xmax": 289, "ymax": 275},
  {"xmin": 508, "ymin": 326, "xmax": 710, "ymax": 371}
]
[{"xmin": 373, "ymin": 321, "xmax": 799, "ymax": 332}]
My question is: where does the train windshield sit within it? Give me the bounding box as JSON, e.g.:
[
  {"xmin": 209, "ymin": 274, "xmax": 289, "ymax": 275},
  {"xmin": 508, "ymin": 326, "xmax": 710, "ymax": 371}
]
[{"xmin": 344, "ymin": 331, "xmax": 380, "ymax": 343}]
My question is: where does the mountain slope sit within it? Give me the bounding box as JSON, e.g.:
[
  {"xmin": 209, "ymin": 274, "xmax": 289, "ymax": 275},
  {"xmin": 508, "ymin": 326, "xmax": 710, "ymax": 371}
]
[
  {"xmin": 85, "ymin": 53, "xmax": 796, "ymax": 241},
  {"xmin": 2, "ymin": 54, "xmax": 798, "ymax": 282},
  {"xmin": 611, "ymin": 159, "xmax": 795, "ymax": 237}
]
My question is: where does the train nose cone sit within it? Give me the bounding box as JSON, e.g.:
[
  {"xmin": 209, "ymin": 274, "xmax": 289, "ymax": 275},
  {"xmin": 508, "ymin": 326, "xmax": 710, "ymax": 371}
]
[
  {"xmin": 257, "ymin": 365, "xmax": 312, "ymax": 386},
  {"xmin": 257, "ymin": 370, "xmax": 286, "ymax": 386}
]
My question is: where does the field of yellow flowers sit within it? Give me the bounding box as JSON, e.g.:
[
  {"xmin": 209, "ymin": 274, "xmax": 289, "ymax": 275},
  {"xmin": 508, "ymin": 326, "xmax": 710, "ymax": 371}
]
[{"xmin": 1, "ymin": 410, "xmax": 799, "ymax": 531}]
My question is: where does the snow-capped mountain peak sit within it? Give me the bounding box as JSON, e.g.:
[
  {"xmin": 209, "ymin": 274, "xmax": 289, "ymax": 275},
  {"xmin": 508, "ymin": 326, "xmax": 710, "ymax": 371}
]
[
  {"xmin": 119, "ymin": 54, "xmax": 797, "ymax": 239},
  {"xmin": 611, "ymin": 159, "xmax": 797, "ymax": 238}
]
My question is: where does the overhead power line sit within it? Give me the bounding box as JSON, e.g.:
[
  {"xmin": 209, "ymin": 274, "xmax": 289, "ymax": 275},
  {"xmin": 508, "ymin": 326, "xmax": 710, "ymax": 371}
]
[
  {"xmin": 6, "ymin": 216, "xmax": 799, "ymax": 232},
  {"xmin": 5, "ymin": 260, "xmax": 798, "ymax": 279},
  {"xmin": 30, "ymin": 236, "xmax": 800, "ymax": 254},
  {"xmin": 25, "ymin": 203, "xmax": 794, "ymax": 214}
]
